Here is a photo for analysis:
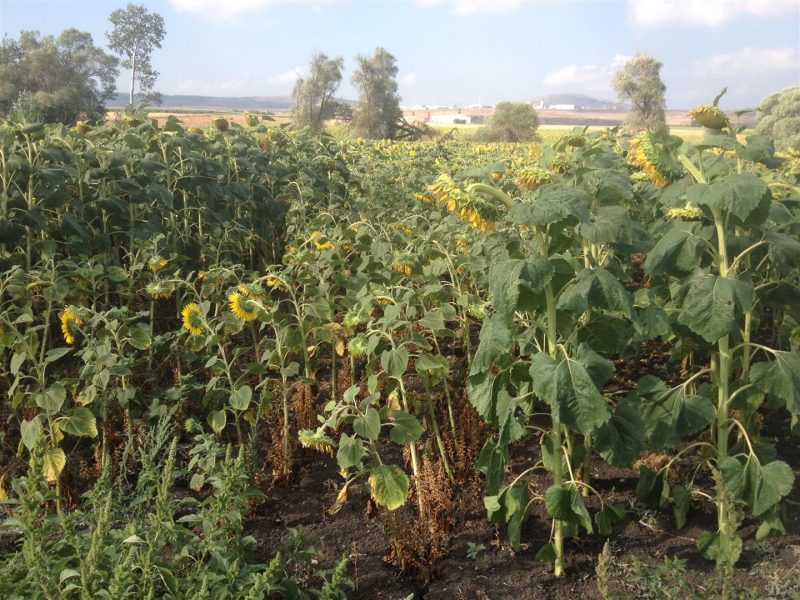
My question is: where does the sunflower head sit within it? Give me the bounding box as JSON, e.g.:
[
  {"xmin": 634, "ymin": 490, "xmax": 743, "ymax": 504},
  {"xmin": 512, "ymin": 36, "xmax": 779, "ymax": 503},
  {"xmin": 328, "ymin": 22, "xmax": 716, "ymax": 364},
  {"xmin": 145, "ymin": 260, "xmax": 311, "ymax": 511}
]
[
  {"xmin": 228, "ymin": 291, "xmax": 259, "ymax": 322},
  {"xmin": 689, "ymin": 104, "xmax": 729, "ymax": 130},
  {"xmin": 60, "ymin": 306, "xmax": 83, "ymax": 345},
  {"xmin": 148, "ymin": 257, "xmax": 169, "ymax": 272},
  {"xmin": 298, "ymin": 429, "xmax": 336, "ymax": 456},
  {"xmin": 666, "ymin": 204, "xmax": 705, "ymax": 221},
  {"xmin": 310, "ymin": 230, "xmax": 334, "ymax": 250},
  {"xmin": 146, "ymin": 281, "xmax": 174, "ymax": 300},
  {"xmin": 181, "ymin": 303, "xmax": 205, "ymax": 336}
]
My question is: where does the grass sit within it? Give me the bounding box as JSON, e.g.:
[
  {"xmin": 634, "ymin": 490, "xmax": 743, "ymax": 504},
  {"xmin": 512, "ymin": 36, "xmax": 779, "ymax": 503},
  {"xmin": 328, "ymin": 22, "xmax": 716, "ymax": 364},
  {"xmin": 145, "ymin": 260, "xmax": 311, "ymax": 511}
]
[{"xmin": 427, "ymin": 123, "xmax": 707, "ymax": 144}]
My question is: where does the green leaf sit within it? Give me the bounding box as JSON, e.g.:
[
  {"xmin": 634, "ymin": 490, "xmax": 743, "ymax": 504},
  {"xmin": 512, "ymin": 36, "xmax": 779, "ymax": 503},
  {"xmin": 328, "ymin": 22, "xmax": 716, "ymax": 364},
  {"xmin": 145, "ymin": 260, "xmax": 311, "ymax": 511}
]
[
  {"xmin": 595, "ymin": 503, "xmax": 625, "ymax": 535},
  {"xmin": 389, "ymin": 410, "xmax": 423, "ymax": 444},
  {"xmin": 644, "ymin": 226, "xmax": 707, "ymax": 277},
  {"xmin": 672, "ymin": 484, "xmax": 691, "ymax": 529},
  {"xmin": 417, "ymin": 309, "xmax": 446, "ymax": 331},
  {"xmin": 719, "ymin": 456, "xmax": 794, "ymax": 516},
  {"xmin": 635, "ymin": 466, "xmax": 669, "ymax": 508},
  {"xmin": 368, "ymin": 464, "xmax": 409, "ymax": 510},
  {"xmin": 687, "ymin": 174, "xmax": 770, "ymax": 226},
  {"xmin": 470, "ymin": 314, "xmax": 511, "ymax": 376},
  {"xmin": 127, "ymin": 324, "xmax": 152, "ymax": 350},
  {"xmin": 208, "ymin": 409, "xmax": 226, "ymax": 434},
  {"xmin": 677, "ymin": 271, "xmax": 752, "ymax": 343},
  {"xmin": 544, "ymin": 484, "xmax": 593, "ymax": 533},
  {"xmin": 633, "ymin": 375, "xmax": 715, "ymax": 449},
  {"xmin": 37, "ymin": 382, "xmax": 66, "ymax": 413},
  {"xmin": 20, "ymin": 417, "xmax": 42, "ymax": 450},
  {"xmin": 750, "ymin": 352, "xmax": 800, "ymax": 417},
  {"xmin": 354, "ymin": 407, "xmax": 381, "ymax": 442},
  {"xmin": 336, "ymin": 433, "xmax": 364, "ymax": 471},
  {"xmin": 534, "ymin": 542, "xmax": 557, "ymax": 563},
  {"xmin": 509, "ymin": 186, "xmax": 590, "ymax": 228},
  {"xmin": 44, "ymin": 347, "xmax": 71, "ymax": 364},
  {"xmin": 229, "ymin": 385, "xmax": 252, "ymax": 411},
  {"xmin": 593, "ymin": 399, "xmax": 645, "ymax": 468},
  {"xmin": 475, "ymin": 438, "xmax": 507, "ymax": 495},
  {"xmin": 557, "ymin": 268, "xmax": 634, "ymax": 319},
  {"xmin": 381, "ymin": 347, "xmax": 408, "ymax": 379},
  {"xmin": 530, "ymin": 352, "xmax": 611, "ymax": 435},
  {"xmin": 489, "ymin": 256, "xmax": 552, "ymax": 318},
  {"xmin": 10, "ymin": 352, "xmax": 25, "ymax": 376},
  {"xmin": 59, "ymin": 407, "xmax": 98, "ymax": 437},
  {"xmin": 697, "ymin": 530, "xmax": 742, "ymax": 564}
]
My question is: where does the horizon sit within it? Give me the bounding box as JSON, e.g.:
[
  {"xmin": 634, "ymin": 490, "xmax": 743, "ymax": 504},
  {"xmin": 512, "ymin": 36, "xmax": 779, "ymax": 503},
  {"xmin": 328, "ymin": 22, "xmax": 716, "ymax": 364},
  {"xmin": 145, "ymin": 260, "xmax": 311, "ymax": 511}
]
[{"xmin": 1, "ymin": 0, "xmax": 799, "ymax": 110}]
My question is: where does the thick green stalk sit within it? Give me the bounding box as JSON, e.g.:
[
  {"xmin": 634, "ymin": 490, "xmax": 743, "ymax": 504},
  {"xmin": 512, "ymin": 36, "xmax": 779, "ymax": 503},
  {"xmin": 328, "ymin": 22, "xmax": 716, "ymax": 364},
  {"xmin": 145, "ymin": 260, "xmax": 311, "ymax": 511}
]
[{"xmin": 545, "ymin": 281, "xmax": 565, "ymax": 577}]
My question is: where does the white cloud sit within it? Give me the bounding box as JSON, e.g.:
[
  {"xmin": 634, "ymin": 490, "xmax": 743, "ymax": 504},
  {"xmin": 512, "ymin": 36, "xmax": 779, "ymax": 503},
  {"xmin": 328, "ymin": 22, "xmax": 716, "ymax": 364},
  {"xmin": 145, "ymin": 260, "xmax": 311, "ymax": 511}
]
[
  {"xmin": 269, "ymin": 66, "xmax": 304, "ymax": 85},
  {"xmin": 543, "ymin": 54, "xmax": 630, "ymax": 94},
  {"xmin": 169, "ymin": 0, "xmax": 337, "ymax": 21},
  {"xmin": 695, "ymin": 46, "xmax": 800, "ymax": 75},
  {"xmin": 414, "ymin": 0, "xmax": 525, "ymax": 14},
  {"xmin": 401, "ymin": 72, "xmax": 418, "ymax": 85},
  {"xmin": 628, "ymin": 0, "xmax": 798, "ymax": 27}
]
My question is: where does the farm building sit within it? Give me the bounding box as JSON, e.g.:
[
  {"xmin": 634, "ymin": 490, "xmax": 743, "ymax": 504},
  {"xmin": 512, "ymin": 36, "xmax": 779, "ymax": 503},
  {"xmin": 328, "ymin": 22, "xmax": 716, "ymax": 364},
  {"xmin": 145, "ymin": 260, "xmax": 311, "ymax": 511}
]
[{"xmin": 429, "ymin": 113, "xmax": 474, "ymax": 124}]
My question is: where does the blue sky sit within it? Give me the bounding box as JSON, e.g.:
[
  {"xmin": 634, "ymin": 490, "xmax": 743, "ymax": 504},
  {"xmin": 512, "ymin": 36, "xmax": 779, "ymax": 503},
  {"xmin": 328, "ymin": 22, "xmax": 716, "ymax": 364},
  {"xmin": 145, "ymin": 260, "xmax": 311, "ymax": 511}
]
[{"xmin": 1, "ymin": 0, "xmax": 798, "ymax": 108}]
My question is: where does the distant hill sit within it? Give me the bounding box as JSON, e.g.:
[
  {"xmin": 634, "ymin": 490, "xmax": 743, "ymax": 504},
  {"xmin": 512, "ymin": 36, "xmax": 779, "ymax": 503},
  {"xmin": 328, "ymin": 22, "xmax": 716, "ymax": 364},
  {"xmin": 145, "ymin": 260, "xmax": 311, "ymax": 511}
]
[
  {"xmin": 531, "ymin": 94, "xmax": 623, "ymax": 111},
  {"xmin": 106, "ymin": 93, "xmax": 294, "ymax": 111}
]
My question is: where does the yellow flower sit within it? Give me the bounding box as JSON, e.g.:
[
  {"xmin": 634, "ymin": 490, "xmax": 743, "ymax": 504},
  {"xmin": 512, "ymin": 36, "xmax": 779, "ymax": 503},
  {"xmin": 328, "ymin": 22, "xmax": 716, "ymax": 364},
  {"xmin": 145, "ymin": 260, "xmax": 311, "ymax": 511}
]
[
  {"xmin": 60, "ymin": 306, "xmax": 83, "ymax": 345},
  {"xmin": 197, "ymin": 271, "xmax": 207, "ymax": 281},
  {"xmin": 148, "ymin": 257, "xmax": 169, "ymax": 272},
  {"xmin": 181, "ymin": 303, "xmax": 205, "ymax": 336},
  {"xmin": 228, "ymin": 291, "xmax": 259, "ymax": 321},
  {"xmin": 310, "ymin": 230, "xmax": 334, "ymax": 250}
]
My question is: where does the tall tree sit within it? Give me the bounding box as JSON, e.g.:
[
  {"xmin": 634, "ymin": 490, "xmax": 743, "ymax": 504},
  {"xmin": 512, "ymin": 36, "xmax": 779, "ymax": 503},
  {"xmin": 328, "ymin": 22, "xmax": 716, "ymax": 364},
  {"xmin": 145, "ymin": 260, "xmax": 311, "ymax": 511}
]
[
  {"xmin": 291, "ymin": 52, "xmax": 345, "ymax": 132},
  {"xmin": 107, "ymin": 3, "xmax": 166, "ymax": 106},
  {"xmin": 756, "ymin": 87, "xmax": 800, "ymax": 151},
  {"xmin": 612, "ymin": 53, "xmax": 667, "ymax": 133},
  {"xmin": 479, "ymin": 102, "xmax": 540, "ymax": 142},
  {"xmin": 351, "ymin": 48, "xmax": 402, "ymax": 139},
  {"xmin": 0, "ymin": 29, "xmax": 118, "ymax": 123}
]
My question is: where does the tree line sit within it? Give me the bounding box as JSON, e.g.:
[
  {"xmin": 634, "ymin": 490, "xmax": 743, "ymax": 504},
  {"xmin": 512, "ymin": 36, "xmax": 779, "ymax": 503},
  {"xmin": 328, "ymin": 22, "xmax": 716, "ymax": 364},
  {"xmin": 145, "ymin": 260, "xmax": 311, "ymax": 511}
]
[
  {"xmin": 0, "ymin": 4, "xmax": 797, "ymax": 148},
  {"xmin": 0, "ymin": 3, "xmax": 164, "ymax": 124}
]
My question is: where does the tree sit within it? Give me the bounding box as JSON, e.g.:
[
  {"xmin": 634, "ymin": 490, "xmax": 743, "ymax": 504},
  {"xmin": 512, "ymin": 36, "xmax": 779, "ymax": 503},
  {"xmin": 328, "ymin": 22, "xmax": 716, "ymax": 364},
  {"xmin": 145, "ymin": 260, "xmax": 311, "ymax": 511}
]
[
  {"xmin": 612, "ymin": 53, "xmax": 667, "ymax": 133},
  {"xmin": 756, "ymin": 87, "xmax": 800, "ymax": 151},
  {"xmin": 291, "ymin": 52, "xmax": 345, "ymax": 132},
  {"xmin": 0, "ymin": 29, "xmax": 118, "ymax": 123},
  {"xmin": 479, "ymin": 102, "xmax": 540, "ymax": 142},
  {"xmin": 351, "ymin": 48, "xmax": 402, "ymax": 139},
  {"xmin": 107, "ymin": 3, "xmax": 166, "ymax": 106}
]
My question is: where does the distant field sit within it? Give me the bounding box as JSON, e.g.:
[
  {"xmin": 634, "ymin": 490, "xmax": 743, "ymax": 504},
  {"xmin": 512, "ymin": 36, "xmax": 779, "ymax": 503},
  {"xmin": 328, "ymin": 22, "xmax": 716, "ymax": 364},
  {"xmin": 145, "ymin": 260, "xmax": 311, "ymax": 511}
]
[{"xmin": 106, "ymin": 109, "xmax": 706, "ymax": 143}]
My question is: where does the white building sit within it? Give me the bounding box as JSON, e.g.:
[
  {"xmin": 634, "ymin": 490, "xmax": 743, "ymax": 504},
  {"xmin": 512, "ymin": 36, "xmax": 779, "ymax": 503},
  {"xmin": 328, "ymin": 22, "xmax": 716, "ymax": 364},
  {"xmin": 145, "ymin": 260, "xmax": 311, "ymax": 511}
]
[
  {"xmin": 549, "ymin": 104, "xmax": 576, "ymax": 111},
  {"xmin": 429, "ymin": 113, "xmax": 474, "ymax": 124}
]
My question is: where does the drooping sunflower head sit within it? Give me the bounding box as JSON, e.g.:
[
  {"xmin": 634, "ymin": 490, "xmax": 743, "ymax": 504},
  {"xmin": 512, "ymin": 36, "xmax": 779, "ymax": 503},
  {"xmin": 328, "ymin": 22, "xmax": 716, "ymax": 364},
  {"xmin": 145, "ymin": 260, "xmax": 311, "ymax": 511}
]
[
  {"xmin": 688, "ymin": 104, "xmax": 729, "ymax": 130},
  {"xmin": 145, "ymin": 280, "xmax": 174, "ymax": 300},
  {"xmin": 392, "ymin": 252, "xmax": 414, "ymax": 276},
  {"xmin": 148, "ymin": 256, "xmax": 169, "ymax": 272},
  {"xmin": 298, "ymin": 429, "xmax": 336, "ymax": 456},
  {"xmin": 426, "ymin": 174, "xmax": 499, "ymax": 233},
  {"xmin": 181, "ymin": 303, "xmax": 205, "ymax": 336},
  {"xmin": 665, "ymin": 204, "xmax": 705, "ymax": 221},
  {"xmin": 515, "ymin": 167, "xmax": 553, "ymax": 191},
  {"xmin": 60, "ymin": 306, "xmax": 83, "ymax": 345},
  {"xmin": 628, "ymin": 132, "xmax": 684, "ymax": 188},
  {"xmin": 228, "ymin": 291, "xmax": 259, "ymax": 322}
]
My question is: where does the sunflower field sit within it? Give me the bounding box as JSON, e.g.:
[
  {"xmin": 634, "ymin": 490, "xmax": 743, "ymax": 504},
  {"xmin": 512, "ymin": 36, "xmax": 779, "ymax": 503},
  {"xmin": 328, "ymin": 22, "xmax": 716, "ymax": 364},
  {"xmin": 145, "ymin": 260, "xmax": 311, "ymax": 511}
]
[{"xmin": 0, "ymin": 112, "xmax": 799, "ymax": 599}]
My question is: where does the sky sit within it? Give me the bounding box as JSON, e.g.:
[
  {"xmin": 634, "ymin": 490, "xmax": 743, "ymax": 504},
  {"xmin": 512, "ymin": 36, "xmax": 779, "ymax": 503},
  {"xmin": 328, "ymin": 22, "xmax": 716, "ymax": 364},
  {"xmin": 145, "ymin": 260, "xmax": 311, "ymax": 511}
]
[{"xmin": 1, "ymin": 0, "xmax": 798, "ymax": 109}]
